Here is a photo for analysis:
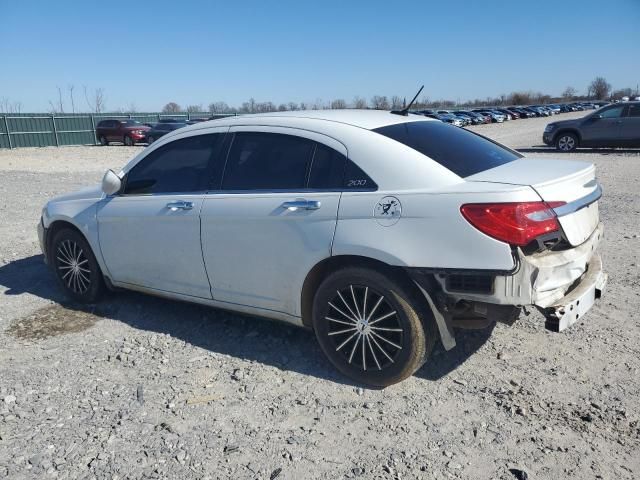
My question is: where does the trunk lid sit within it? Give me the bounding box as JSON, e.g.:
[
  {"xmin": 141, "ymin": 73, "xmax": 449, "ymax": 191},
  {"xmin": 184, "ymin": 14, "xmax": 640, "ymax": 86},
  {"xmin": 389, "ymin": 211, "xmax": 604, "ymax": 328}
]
[{"xmin": 466, "ymin": 158, "xmax": 600, "ymax": 246}]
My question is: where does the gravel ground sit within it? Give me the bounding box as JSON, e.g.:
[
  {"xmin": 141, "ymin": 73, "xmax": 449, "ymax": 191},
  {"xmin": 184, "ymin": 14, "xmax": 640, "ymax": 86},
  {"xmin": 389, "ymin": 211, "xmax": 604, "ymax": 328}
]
[{"xmin": 0, "ymin": 112, "xmax": 639, "ymax": 480}]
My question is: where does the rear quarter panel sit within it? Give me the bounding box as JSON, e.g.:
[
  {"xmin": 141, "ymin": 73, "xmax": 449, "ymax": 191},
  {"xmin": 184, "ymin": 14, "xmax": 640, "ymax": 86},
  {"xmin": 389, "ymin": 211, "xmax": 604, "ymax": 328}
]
[{"xmin": 333, "ymin": 184, "xmax": 540, "ymax": 271}]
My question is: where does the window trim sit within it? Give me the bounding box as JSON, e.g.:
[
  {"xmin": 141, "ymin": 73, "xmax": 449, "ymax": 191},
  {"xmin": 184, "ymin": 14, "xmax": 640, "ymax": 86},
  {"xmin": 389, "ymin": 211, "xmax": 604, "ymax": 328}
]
[
  {"xmin": 208, "ymin": 129, "xmax": 377, "ymax": 194},
  {"xmin": 119, "ymin": 132, "xmax": 227, "ymax": 197},
  {"xmin": 217, "ymin": 131, "xmax": 316, "ymax": 192}
]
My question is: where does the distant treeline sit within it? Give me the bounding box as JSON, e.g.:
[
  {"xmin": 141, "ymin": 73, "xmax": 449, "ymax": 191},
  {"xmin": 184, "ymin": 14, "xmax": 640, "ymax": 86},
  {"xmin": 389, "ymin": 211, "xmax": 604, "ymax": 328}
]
[{"xmin": 0, "ymin": 76, "xmax": 636, "ymax": 115}]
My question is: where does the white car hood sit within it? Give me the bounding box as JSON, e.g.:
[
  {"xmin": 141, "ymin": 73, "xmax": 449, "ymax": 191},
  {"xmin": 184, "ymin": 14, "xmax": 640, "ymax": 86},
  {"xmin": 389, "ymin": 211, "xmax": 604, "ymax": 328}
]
[{"xmin": 51, "ymin": 183, "xmax": 104, "ymax": 203}]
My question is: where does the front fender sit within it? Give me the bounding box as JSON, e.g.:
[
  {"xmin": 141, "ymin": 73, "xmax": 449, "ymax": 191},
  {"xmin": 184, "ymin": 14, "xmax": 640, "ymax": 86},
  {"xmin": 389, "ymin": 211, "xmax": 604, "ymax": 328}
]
[{"xmin": 43, "ymin": 200, "xmax": 110, "ymax": 278}]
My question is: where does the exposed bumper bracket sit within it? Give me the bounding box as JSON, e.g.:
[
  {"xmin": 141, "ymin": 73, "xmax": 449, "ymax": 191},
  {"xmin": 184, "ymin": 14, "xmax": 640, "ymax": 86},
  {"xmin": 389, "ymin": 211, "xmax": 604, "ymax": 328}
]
[{"xmin": 542, "ymin": 254, "xmax": 607, "ymax": 332}]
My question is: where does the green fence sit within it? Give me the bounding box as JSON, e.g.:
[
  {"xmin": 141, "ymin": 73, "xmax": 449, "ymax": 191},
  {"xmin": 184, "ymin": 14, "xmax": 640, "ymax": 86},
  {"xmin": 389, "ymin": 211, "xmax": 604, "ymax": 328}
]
[{"xmin": 0, "ymin": 112, "xmax": 235, "ymax": 149}]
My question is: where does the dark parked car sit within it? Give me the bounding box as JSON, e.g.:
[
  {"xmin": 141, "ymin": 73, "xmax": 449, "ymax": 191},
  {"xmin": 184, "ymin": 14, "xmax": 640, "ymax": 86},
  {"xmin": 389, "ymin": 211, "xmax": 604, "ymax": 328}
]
[
  {"xmin": 543, "ymin": 102, "xmax": 640, "ymax": 151},
  {"xmin": 144, "ymin": 122, "xmax": 187, "ymax": 144},
  {"xmin": 495, "ymin": 108, "xmax": 518, "ymax": 119},
  {"xmin": 452, "ymin": 111, "xmax": 482, "ymax": 125},
  {"xmin": 96, "ymin": 119, "xmax": 150, "ymax": 146},
  {"xmin": 158, "ymin": 118, "xmax": 187, "ymax": 123}
]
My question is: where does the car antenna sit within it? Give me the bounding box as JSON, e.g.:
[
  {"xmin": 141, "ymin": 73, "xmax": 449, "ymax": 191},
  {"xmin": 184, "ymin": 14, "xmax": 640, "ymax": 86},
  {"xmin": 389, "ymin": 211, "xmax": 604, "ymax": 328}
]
[{"xmin": 391, "ymin": 85, "xmax": 424, "ymax": 116}]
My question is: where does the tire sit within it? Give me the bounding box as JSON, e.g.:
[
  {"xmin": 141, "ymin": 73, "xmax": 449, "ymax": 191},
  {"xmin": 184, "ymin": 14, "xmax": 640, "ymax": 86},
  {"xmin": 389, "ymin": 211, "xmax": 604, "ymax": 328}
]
[
  {"xmin": 124, "ymin": 135, "xmax": 134, "ymax": 146},
  {"xmin": 312, "ymin": 267, "xmax": 436, "ymax": 387},
  {"xmin": 99, "ymin": 135, "xmax": 108, "ymax": 146},
  {"xmin": 51, "ymin": 228, "xmax": 105, "ymax": 303},
  {"xmin": 147, "ymin": 136, "xmax": 155, "ymax": 144},
  {"xmin": 556, "ymin": 132, "xmax": 578, "ymax": 152}
]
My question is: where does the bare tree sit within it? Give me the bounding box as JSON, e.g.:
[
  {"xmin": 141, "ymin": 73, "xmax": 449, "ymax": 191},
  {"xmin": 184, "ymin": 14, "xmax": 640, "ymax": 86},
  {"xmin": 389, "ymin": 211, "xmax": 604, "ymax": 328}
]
[
  {"xmin": 589, "ymin": 77, "xmax": 611, "ymax": 100},
  {"xmin": 208, "ymin": 101, "xmax": 230, "ymax": 113},
  {"xmin": 0, "ymin": 97, "xmax": 22, "ymax": 113},
  {"xmin": 352, "ymin": 96, "xmax": 368, "ymax": 109},
  {"xmin": 562, "ymin": 86, "xmax": 577, "ymax": 100},
  {"xmin": 127, "ymin": 102, "xmax": 137, "ymax": 113},
  {"xmin": 287, "ymin": 102, "xmax": 299, "ymax": 111},
  {"xmin": 68, "ymin": 85, "xmax": 76, "ymax": 113},
  {"xmin": 277, "ymin": 103, "xmax": 287, "ymax": 111},
  {"xmin": 299, "ymin": 102, "xmax": 308, "ymax": 110},
  {"xmin": 330, "ymin": 99, "xmax": 347, "ymax": 109},
  {"xmin": 612, "ymin": 87, "xmax": 633, "ymax": 99},
  {"xmin": 83, "ymin": 86, "xmax": 106, "ymax": 113},
  {"xmin": 185, "ymin": 104, "xmax": 203, "ymax": 113},
  {"xmin": 370, "ymin": 95, "xmax": 389, "ymax": 110},
  {"xmin": 56, "ymin": 86, "xmax": 65, "ymax": 113},
  {"xmin": 390, "ymin": 96, "xmax": 403, "ymax": 110},
  {"xmin": 311, "ymin": 98, "xmax": 326, "ymax": 110},
  {"xmin": 162, "ymin": 102, "xmax": 181, "ymax": 113}
]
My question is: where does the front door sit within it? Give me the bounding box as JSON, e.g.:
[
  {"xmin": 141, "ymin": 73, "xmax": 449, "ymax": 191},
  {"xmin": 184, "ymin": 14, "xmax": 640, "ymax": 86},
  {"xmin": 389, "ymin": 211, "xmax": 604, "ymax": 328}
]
[
  {"xmin": 201, "ymin": 128, "xmax": 346, "ymax": 316},
  {"xmin": 98, "ymin": 131, "xmax": 227, "ymax": 298},
  {"xmin": 106, "ymin": 120, "xmax": 121, "ymax": 142},
  {"xmin": 580, "ymin": 105, "xmax": 625, "ymax": 146}
]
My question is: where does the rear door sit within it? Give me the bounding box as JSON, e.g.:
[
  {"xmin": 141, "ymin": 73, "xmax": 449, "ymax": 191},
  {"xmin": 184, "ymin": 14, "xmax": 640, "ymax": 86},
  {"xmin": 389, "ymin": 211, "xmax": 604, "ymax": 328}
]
[
  {"xmin": 580, "ymin": 105, "xmax": 625, "ymax": 146},
  {"xmin": 620, "ymin": 104, "xmax": 640, "ymax": 146},
  {"xmin": 200, "ymin": 127, "xmax": 345, "ymax": 316},
  {"xmin": 98, "ymin": 130, "xmax": 227, "ymax": 298}
]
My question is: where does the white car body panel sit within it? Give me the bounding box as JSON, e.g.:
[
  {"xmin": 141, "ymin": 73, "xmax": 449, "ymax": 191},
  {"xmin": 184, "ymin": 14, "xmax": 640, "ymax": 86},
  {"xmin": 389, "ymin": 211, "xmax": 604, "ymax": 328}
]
[
  {"xmin": 333, "ymin": 183, "xmax": 539, "ymax": 271},
  {"xmin": 41, "ymin": 185, "xmax": 109, "ymax": 275},
  {"xmin": 97, "ymin": 194, "xmax": 212, "ymax": 299},
  {"xmin": 201, "ymin": 190, "xmax": 341, "ymax": 315}
]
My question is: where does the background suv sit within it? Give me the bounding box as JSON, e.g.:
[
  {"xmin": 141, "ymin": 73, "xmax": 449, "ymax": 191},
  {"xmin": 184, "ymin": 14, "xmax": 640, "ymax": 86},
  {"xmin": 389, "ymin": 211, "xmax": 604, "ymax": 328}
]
[
  {"xmin": 96, "ymin": 120, "xmax": 150, "ymax": 146},
  {"xmin": 544, "ymin": 102, "xmax": 640, "ymax": 151}
]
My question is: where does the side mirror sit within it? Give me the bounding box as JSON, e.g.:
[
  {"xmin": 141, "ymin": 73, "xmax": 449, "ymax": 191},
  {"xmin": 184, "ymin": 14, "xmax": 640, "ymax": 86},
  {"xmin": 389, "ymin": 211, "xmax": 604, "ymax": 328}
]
[{"xmin": 102, "ymin": 169, "xmax": 122, "ymax": 196}]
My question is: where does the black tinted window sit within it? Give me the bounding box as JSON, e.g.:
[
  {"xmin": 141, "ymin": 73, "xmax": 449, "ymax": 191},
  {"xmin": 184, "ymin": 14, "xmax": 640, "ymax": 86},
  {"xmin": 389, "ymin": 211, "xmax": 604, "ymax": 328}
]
[
  {"xmin": 373, "ymin": 121, "xmax": 521, "ymax": 178},
  {"xmin": 600, "ymin": 106, "xmax": 624, "ymax": 118},
  {"xmin": 308, "ymin": 144, "xmax": 346, "ymax": 189},
  {"xmin": 627, "ymin": 105, "xmax": 640, "ymax": 117},
  {"xmin": 222, "ymin": 133, "xmax": 314, "ymax": 190},
  {"xmin": 344, "ymin": 160, "xmax": 377, "ymax": 190},
  {"xmin": 124, "ymin": 134, "xmax": 223, "ymax": 194}
]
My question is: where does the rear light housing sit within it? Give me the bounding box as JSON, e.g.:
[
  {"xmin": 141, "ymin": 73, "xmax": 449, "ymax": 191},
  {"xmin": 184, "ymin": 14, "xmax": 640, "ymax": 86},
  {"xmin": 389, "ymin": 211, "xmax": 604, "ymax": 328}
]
[{"xmin": 460, "ymin": 201, "xmax": 566, "ymax": 247}]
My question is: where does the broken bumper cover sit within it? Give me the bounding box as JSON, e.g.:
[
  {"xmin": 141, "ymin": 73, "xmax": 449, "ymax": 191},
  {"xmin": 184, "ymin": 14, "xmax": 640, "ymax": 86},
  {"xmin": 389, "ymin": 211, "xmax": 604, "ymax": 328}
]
[
  {"xmin": 434, "ymin": 223, "xmax": 606, "ymax": 332},
  {"xmin": 543, "ymin": 254, "xmax": 607, "ymax": 332}
]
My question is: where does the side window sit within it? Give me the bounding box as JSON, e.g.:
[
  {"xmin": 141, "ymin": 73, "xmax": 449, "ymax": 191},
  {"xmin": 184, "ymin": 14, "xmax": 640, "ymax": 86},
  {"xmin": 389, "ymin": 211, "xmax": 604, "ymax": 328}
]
[
  {"xmin": 308, "ymin": 144, "xmax": 346, "ymax": 189},
  {"xmin": 343, "ymin": 159, "xmax": 377, "ymax": 190},
  {"xmin": 222, "ymin": 132, "xmax": 314, "ymax": 190},
  {"xmin": 627, "ymin": 105, "xmax": 640, "ymax": 117},
  {"xmin": 124, "ymin": 134, "xmax": 224, "ymax": 195},
  {"xmin": 600, "ymin": 106, "xmax": 624, "ymax": 118}
]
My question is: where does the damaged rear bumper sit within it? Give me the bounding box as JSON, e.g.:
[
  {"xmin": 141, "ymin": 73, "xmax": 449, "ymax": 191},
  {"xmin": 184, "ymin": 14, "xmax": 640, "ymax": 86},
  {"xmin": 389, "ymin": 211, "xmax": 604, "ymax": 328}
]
[
  {"xmin": 431, "ymin": 223, "xmax": 606, "ymax": 332},
  {"xmin": 543, "ymin": 254, "xmax": 607, "ymax": 332}
]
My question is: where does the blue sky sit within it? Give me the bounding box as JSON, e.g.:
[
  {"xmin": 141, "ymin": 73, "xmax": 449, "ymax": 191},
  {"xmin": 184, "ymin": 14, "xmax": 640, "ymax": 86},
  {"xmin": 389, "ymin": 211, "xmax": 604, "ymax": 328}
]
[{"xmin": 1, "ymin": 0, "xmax": 638, "ymax": 111}]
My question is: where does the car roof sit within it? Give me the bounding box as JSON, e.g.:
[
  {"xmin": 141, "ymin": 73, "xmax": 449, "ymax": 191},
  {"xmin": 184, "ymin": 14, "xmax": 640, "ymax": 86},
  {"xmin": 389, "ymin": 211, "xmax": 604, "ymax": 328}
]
[{"xmin": 176, "ymin": 109, "xmax": 435, "ymax": 133}]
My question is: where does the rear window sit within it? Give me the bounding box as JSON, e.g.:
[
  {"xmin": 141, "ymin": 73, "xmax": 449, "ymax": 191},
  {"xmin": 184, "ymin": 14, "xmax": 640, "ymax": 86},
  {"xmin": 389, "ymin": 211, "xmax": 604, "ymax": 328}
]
[{"xmin": 373, "ymin": 121, "xmax": 521, "ymax": 177}]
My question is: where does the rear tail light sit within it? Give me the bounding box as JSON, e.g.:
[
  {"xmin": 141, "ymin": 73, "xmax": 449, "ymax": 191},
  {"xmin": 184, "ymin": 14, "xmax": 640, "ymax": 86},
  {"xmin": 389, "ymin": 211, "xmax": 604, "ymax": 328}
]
[{"xmin": 460, "ymin": 201, "xmax": 566, "ymax": 247}]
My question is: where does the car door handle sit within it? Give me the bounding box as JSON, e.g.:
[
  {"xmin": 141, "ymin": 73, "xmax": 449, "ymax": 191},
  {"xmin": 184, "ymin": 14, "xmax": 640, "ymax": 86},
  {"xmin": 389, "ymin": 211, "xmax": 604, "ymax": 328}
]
[
  {"xmin": 166, "ymin": 201, "xmax": 194, "ymax": 211},
  {"xmin": 281, "ymin": 200, "xmax": 321, "ymax": 211}
]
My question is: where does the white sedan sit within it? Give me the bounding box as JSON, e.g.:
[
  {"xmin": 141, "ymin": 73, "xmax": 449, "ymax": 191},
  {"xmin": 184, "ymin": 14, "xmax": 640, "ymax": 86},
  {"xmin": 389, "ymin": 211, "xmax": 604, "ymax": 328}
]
[{"xmin": 38, "ymin": 110, "xmax": 607, "ymax": 386}]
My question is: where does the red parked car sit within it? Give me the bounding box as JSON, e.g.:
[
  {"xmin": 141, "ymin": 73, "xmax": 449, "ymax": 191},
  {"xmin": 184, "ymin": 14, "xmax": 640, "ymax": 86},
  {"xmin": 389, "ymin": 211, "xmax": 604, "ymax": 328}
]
[{"xmin": 95, "ymin": 119, "xmax": 150, "ymax": 146}]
